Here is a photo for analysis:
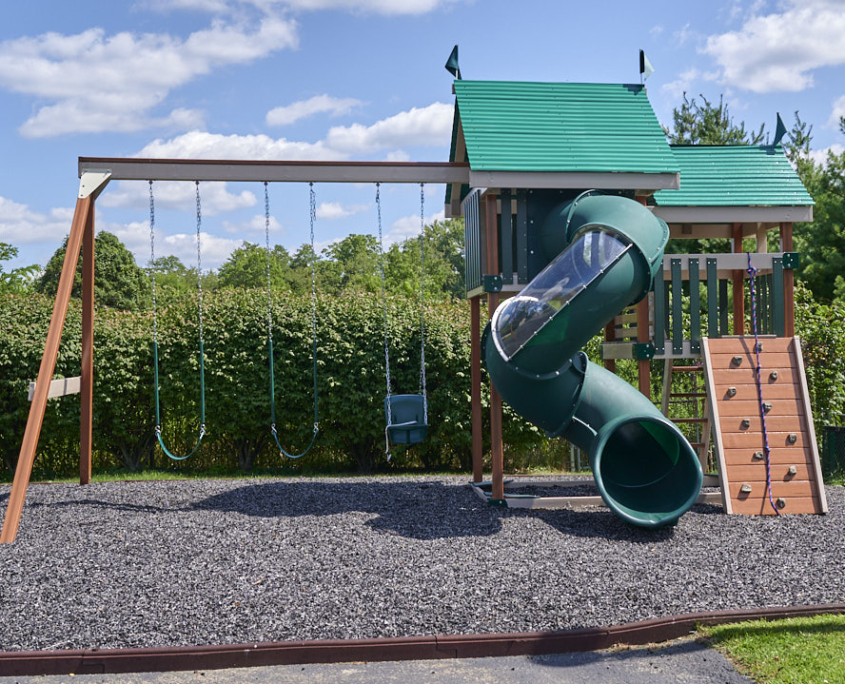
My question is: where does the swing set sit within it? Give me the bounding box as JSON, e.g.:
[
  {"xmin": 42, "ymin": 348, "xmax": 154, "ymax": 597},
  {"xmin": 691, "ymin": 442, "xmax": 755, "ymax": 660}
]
[{"xmin": 0, "ymin": 157, "xmax": 469, "ymax": 543}]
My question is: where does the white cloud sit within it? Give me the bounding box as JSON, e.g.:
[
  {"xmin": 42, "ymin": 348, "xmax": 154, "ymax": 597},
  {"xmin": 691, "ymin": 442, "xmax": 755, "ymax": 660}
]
[
  {"xmin": 100, "ymin": 180, "xmax": 256, "ymax": 216},
  {"xmin": 386, "ymin": 209, "xmax": 445, "ymax": 246},
  {"xmin": 222, "ymin": 213, "xmax": 281, "ymax": 234},
  {"xmin": 661, "ymin": 68, "xmax": 701, "ymax": 99},
  {"xmin": 829, "ymin": 94, "xmax": 845, "ymax": 127},
  {"xmin": 315, "ymin": 201, "xmax": 369, "ymax": 220},
  {"xmin": 267, "ymin": 94, "xmax": 364, "ymax": 126},
  {"xmin": 649, "ymin": 25, "xmax": 664, "ymax": 38},
  {"xmin": 810, "ymin": 143, "xmax": 845, "ymax": 167},
  {"xmin": 0, "ymin": 17, "xmax": 298, "ymax": 137},
  {"xmin": 385, "ymin": 149, "xmax": 411, "ymax": 162},
  {"xmin": 157, "ymin": 231, "xmax": 244, "ymax": 270},
  {"xmin": 703, "ymin": 0, "xmax": 845, "ymax": 93},
  {"xmin": 324, "ymin": 102, "xmax": 454, "ymax": 155},
  {"xmin": 135, "ymin": 130, "xmax": 334, "ymax": 160},
  {"xmin": 0, "ymin": 196, "xmax": 72, "ymax": 245}
]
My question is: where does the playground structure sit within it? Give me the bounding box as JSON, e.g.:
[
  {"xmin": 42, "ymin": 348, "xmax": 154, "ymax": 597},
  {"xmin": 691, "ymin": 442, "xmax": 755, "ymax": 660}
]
[
  {"xmin": 0, "ymin": 68, "xmax": 829, "ymax": 542},
  {"xmin": 447, "ymin": 79, "xmax": 826, "ymax": 521}
]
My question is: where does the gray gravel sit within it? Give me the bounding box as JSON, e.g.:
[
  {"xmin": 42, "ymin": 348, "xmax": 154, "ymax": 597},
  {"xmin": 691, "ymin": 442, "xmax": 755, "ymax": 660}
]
[{"xmin": 1, "ymin": 476, "xmax": 843, "ymax": 652}]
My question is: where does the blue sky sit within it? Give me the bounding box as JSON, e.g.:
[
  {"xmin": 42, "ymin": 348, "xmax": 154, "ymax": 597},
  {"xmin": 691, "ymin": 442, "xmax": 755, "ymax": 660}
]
[{"xmin": 2, "ymin": 0, "xmax": 845, "ymax": 271}]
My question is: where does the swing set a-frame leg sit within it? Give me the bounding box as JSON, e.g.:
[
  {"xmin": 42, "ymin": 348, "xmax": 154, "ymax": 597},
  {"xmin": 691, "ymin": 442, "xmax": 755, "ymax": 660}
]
[{"xmin": 1, "ymin": 196, "xmax": 95, "ymax": 544}]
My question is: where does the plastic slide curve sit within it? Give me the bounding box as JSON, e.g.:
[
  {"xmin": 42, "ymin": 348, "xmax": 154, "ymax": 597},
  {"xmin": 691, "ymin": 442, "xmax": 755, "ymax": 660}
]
[{"xmin": 484, "ymin": 192, "xmax": 703, "ymax": 528}]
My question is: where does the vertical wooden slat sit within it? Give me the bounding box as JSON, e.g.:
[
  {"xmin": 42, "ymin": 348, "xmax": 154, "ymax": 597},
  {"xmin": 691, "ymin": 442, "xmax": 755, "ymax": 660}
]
[
  {"xmin": 706, "ymin": 258, "xmax": 719, "ymax": 338},
  {"xmin": 671, "ymin": 258, "xmax": 682, "ymax": 354},
  {"xmin": 636, "ymin": 298, "xmax": 651, "ymax": 398},
  {"xmin": 653, "ymin": 264, "xmax": 665, "ymax": 355},
  {"xmin": 515, "ymin": 190, "xmax": 529, "ymax": 284},
  {"xmin": 781, "ymin": 222, "xmax": 795, "ymax": 337},
  {"xmin": 759, "ymin": 275, "xmax": 768, "ymax": 335},
  {"xmin": 732, "ymin": 223, "xmax": 745, "ymax": 335},
  {"xmin": 80, "ymin": 202, "xmax": 95, "ymax": 485},
  {"xmin": 1, "ymin": 197, "xmax": 92, "ymax": 544},
  {"xmin": 470, "ymin": 296, "xmax": 483, "ymax": 484},
  {"xmin": 604, "ymin": 321, "xmax": 616, "ymax": 373},
  {"xmin": 772, "ymin": 257, "xmax": 785, "ymax": 337},
  {"xmin": 499, "ymin": 190, "xmax": 513, "ymax": 284},
  {"xmin": 689, "ymin": 257, "xmax": 700, "ymax": 353},
  {"xmin": 485, "ymin": 193, "xmax": 504, "ymax": 501}
]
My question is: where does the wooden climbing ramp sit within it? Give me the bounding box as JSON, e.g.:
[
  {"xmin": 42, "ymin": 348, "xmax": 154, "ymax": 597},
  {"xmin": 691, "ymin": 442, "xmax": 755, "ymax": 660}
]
[{"xmin": 702, "ymin": 336, "xmax": 828, "ymax": 516}]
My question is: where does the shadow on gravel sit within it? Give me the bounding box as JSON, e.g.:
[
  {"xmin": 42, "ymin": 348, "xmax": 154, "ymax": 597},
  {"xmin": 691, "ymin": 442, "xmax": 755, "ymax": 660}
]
[{"xmin": 192, "ymin": 480, "xmax": 504, "ymax": 540}]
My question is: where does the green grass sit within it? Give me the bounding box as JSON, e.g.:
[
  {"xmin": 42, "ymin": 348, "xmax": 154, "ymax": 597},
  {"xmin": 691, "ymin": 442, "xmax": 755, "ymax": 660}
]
[{"xmin": 699, "ymin": 613, "xmax": 845, "ymax": 684}]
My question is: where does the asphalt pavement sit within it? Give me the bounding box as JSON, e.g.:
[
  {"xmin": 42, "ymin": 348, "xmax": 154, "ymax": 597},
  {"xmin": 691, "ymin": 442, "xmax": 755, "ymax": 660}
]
[{"xmin": 0, "ymin": 639, "xmax": 754, "ymax": 684}]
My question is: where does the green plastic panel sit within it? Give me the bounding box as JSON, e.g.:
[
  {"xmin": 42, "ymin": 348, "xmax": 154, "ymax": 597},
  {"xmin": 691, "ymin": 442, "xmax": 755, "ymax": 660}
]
[
  {"xmin": 689, "ymin": 258, "xmax": 700, "ymax": 353},
  {"xmin": 653, "ymin": 145, "xmax": 813, "ymax": 207},
  {"xmin": 453, "ymin": 81, "xmax": 677, "ymax": 173},
  {"xmin": 706, "ymin": 258, "xmax": 719, "ymax": 338},
  {"xmin": 653, "ymin": 268, "xmax": 665, "ymax": 354},
  {"xmin": 671, "ymin": 258, "xmax": 683, "ymax": 354},
  {"xmin": 772, "ymin": 257, "xmax": 785, "ymax": 337}
]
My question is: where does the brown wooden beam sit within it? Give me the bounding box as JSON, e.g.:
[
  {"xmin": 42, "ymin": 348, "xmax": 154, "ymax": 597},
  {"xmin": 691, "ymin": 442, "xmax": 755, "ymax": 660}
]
[
  {"xmin": 603, "ymin": 321, "xmax": 616, "ymax": 373},
  {"xmin": 633, "ymin": 196, "xmax": 650, "ymax": 398},
  {"xmin": 484, "ymin": 193, "xmax": 504, "ymax": 501},
  {"xmin": 1, "ymin": 197, "xmax": 92, "ymax": 544},
  {"xmin": 732, "ymin": 223, "xmax": 745, "ymax": 335},
  {"xmin": 470, "ymin": 296, "xmax": 483, "ymax": 484},
  {"xmin": 781, "ymin": 222, "xmax": 795, "ymax": 337},
  {"xmin": 80, "ymin": 202, "xmax": 95, "ymax": 485}
]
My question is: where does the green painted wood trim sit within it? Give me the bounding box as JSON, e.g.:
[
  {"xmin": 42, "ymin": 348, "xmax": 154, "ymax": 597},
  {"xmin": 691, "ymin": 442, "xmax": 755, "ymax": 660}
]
[
  {"xmin": 706, "ymin": 258, "xmax": 719, "ymax": 338},
  {"xmin": 500, "ymin": 189, "xmax": 513, "ymax": 282},
  {"xmin": 516, "ymin": 190, "xmax": 529, "ymax": 284},
  {"xmin": 772, "ymin": 257, "xmax": 785, "ymax": 337},
  {"xmin": 689, "ymin": 258, "xmax": 700, "ymax": 353},
  {"xmin": 653, "ymin": 267, "xmax": 665, "ymax": 354},
  {"xmin": 671, "ymin": 258, "xmax": 683, "ymax": 354}
]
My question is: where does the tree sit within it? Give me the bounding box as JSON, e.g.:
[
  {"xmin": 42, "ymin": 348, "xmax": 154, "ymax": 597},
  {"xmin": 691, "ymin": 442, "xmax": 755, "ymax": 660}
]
[
  {"xmin": 0, "ymin": 242, "xmax": 38, "ymax": 294},
  {"xmin": 666, "ymin": 93, "xmax": 766, "ymax": 145},
  {"xmin": 218, "ymin": 241, "xmax": 291, "ymax": 291},
  {"xmin": 37, "ymin": 231, "xmax": 151, "ymax": 310},
  {"xmin": 385, "ymin": 218, "xmax": 465, "ymax": 299},
  {"xmin": 320, "ymin": 234, "xmax": 381, "ymax": 294}
]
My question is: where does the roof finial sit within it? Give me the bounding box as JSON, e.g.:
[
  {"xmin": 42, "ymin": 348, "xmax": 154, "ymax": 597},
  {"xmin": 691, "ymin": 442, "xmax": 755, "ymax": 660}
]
[
  {"xmin": 639, "ymin": 50, "xmax": 654, "ymax": 84},
  {"xmin": 445, "ymin": 45, "xmax": 461, "ymax": 80},
  {"xmin": 773, "ymin": 112, "xmax": 787, "ymax": 146}
]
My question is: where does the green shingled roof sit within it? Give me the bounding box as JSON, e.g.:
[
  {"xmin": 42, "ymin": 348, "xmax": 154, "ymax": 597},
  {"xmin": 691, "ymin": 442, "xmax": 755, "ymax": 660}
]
[
  {"xmin": 452, "ymin": 80, "xmax": 678, "ymax": 174},
  {"xmin": 653, "ymin": 145, "xmax": 814, "ymax": 207}
]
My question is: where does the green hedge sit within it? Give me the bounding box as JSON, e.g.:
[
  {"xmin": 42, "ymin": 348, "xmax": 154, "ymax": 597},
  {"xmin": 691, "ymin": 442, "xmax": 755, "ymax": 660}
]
[{"xmin": 0, "ymin": 290, "xmax": 545, "ymax": 478}]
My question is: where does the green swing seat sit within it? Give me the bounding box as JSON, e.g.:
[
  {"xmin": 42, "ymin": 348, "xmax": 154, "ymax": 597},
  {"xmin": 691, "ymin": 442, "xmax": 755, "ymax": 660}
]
[{"xmin": 385, "ymin": 394, "xmax": 427, "ymax": 445}]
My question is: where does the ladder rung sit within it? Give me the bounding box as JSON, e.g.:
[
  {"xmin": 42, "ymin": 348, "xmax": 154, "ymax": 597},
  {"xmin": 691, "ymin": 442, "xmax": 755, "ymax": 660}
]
[
  {"xmin": 671, "ymin": 392, "xmax": 707, "ymax": 398},
  {"xmin": 689, "ymin": 442, "xmax": 705, "ymax": 448},
  {"xmin": 673, "ymin": 417, "xmax": 708, "ymax": 424},
  {"xmin": 671, "ymin": 366, "xmax": 704, "ymax": 372}
]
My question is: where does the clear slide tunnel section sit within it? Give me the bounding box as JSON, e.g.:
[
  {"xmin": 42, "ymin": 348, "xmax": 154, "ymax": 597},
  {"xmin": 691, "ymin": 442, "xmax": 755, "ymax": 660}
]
[{"xmin": 484, "ymin": 194, "xmax": 702, "ymax": 528}]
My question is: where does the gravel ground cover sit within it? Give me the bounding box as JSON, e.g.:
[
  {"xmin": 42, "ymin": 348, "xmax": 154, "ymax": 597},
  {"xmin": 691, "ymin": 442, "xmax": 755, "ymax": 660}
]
[{"xmin": 1, "ymin": 476, "xmax": 843, "ymax": 651}]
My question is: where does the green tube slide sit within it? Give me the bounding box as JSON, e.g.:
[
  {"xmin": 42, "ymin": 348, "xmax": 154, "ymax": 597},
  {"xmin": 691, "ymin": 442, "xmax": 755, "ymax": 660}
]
[{"xmin": 484, "ymin": 193, "xmax": 702, "ymax": 528}]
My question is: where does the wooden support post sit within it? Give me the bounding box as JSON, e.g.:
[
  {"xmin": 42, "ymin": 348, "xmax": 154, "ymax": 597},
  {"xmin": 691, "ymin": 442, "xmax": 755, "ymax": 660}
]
[
  {"xmin": 80, "ymin": 202, "xmax": 95, "ymax": 485},
  {"xmin": 470, "ymin": 295, "xmax": 483, "ymax": 484},
  {"xmin": 1, "ymin": 197, "xmax": 92, "ymax": 544},
  {"xmin": 732, "ymin": 223, "xmax": 745, "ymax": 335},
  {"xmin": 485, "ymin": 192, "xmax": 504, "ymax": 501},
  {"xmin": 781, "ymin": 222, "xmax": 795, "ymax": 337},
  {"xmin": 603, "ymin": 321, "xmax": 616, "ymax": 373}
]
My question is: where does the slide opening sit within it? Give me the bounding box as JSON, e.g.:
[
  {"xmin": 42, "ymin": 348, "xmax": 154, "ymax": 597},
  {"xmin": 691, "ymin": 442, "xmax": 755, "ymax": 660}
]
[{"xmin": 594, "ymin": 417, "xmax": 701, "ymax": 523}]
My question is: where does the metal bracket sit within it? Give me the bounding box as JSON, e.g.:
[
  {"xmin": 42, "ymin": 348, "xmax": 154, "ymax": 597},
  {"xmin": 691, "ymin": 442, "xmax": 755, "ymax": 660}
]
[
  {"xmin": 78, "ymin": 170, "xmax": 112, "ymax": 200},
  {"xmin": 782, "ymin": 252, "xmax": 800, "ymax": 269},
  {"xmin": 633, "ymin": 342, "xmax": 655, "ymax": 360},
  {"xmin": 482, "ymin": 275, "xmax": 503, "ymax": 293}
]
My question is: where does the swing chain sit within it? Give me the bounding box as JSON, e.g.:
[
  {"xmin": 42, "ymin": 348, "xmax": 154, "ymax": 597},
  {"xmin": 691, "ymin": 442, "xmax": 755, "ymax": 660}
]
[
  {"xmin": 309, "ymin": 182, "xmax": 319, "ymax": 433},
  {"xmin": 195, "ymin": 181, "xmax": 204, "ymax": 347},
  {"xmin": 149, "ymin": 181, "xmax": 158, "ymax": 347},
  {"xmin": 419, "ymin": 183, "xmax": 428, "ymax": 423},
  {"xmin": 376, "ymin": 183, "xmax": 393, "ymax": 406}
]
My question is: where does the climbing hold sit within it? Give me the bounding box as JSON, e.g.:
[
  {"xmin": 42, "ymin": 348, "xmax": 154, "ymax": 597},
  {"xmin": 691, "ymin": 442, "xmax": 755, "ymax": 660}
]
[
  {"xmin": 770, "ymin": 371, "xmax": 779, "ymax": 381},
  {"xmin": 740, "ymin": 484, "xmax": 752, "ymax": 494},
  {"xmin": 787, "ymin": 433, "xmax": 797, "ymax": 445},
  {"xmin": 763, "ymin": 402, "xmax": 772, "ymax": 413},
  {"xmin": 787, "ymin": 466, "xmax": 798, "ymax": 476},
  {"xmin": 727, "ymin": 387, "xmax": 737, "ymax": 398},
  {"xmin": 741, "ymin": 418, "xmax": 751, "ymax": 429},
  {"xmin": 753, "ymin": 451, "xmax": 764, "ymax": 460},
  {"xmin": 732, "ymin": 356, "xmax": 743, "ymax": 366},
  {"xmin": 776, "ymin": 498, "xmax": 787, "ymax": 509}
]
